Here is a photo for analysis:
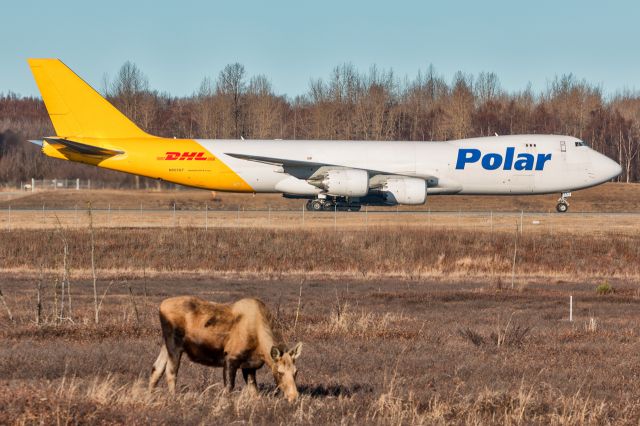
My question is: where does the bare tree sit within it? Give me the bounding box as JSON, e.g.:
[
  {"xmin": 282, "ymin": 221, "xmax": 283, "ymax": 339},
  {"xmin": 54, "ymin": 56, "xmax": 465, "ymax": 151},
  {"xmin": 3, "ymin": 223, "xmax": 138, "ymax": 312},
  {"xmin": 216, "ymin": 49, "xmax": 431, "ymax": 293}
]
[
  {"xmin": 2, "ymin": 62, "xmax": 640, "ymax": 183},
  {"xmin": 217, "ymin": 63, "xmax": 246, "ymax": 138},
  {"xmin": 110, "ymin": 61, "xmax": 151, "ymax": 189}
]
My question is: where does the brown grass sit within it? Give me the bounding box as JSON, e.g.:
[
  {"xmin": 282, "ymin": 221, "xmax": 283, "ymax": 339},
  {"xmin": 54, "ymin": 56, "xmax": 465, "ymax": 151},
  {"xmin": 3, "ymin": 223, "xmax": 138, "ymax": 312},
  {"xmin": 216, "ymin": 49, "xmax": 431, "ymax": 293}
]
[
  {"xmin": 1, "ymin": 274, "xmax": 639, "ymax": 424},
  {"xmin": 0, "ymin": 227, "xmax": 638, "ymax": 279},
  {"xmin": 1, "ymin": 194, "xmax": 639, "ymax": 423}
]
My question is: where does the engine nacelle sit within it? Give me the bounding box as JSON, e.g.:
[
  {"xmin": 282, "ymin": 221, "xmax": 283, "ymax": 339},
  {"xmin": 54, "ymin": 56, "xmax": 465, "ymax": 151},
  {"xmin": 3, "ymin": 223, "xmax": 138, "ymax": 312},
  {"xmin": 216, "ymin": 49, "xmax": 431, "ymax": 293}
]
[
  {"xmin": 321, "ymin": 169, "xmax": 369, "ymax": 197},
  {"xmin": 381, "ymin": 177, "xmax": 427, "ymax": 205}
]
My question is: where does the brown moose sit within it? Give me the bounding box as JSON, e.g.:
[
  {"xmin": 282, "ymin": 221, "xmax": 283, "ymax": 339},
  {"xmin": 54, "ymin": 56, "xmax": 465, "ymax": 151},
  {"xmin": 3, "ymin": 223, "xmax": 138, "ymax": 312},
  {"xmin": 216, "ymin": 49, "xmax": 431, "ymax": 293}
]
[{"xmin": 148, "ymin": 296, "xmax": 303, "ymax": 402}]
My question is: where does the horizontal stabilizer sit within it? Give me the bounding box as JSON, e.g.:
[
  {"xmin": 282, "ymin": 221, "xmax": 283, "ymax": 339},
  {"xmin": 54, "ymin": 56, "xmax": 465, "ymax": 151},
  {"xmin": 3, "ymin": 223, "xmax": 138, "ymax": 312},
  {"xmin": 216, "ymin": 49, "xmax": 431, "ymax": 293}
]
[{"xmin": 44, "ymin": 137, "xmax": 124, "ymax": 156}]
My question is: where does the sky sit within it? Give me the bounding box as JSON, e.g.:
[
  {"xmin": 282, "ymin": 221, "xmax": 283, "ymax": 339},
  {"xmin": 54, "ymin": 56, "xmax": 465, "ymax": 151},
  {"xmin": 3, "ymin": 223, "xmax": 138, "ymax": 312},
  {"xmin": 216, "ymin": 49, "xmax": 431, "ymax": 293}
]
[{"xmin": 1, "ymin": 0, "xmax": 639, "ymax": 98}]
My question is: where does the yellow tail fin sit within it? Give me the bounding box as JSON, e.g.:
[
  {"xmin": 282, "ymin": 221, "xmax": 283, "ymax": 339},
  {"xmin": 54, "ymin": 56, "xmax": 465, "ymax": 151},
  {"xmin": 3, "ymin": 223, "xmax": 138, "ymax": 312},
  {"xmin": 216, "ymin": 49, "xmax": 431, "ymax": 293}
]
[{"xmin": 28, "ymin": 58, "xmax": 152, "ymax": 139}]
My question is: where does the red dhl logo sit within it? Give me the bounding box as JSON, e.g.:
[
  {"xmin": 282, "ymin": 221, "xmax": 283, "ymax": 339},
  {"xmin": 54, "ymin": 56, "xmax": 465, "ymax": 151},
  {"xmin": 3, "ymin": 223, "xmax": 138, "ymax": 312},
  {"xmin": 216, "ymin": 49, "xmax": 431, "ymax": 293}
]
[{"xmin": 158, "ymin": 152, "xmax": 214, "ymax": 161}]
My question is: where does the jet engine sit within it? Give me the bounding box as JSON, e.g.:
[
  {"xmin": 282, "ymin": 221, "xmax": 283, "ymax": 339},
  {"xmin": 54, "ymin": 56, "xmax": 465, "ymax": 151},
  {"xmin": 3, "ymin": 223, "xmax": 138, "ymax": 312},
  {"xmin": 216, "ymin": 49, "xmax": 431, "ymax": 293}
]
[
  {"xmin": 381, "ymin": 177, "xmax": 427, "ymax": 205},
  {"xmin": 319, "ymin": 169, "xmax": 369, "ymax": 197}
]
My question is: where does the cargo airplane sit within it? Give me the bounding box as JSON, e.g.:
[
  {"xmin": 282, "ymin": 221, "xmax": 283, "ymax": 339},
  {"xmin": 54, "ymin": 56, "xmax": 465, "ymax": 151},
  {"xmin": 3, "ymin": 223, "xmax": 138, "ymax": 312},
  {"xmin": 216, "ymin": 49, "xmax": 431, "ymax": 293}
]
[{"xmin": 27, "ymin": 59, "xmax": 621, "ymax": 212}]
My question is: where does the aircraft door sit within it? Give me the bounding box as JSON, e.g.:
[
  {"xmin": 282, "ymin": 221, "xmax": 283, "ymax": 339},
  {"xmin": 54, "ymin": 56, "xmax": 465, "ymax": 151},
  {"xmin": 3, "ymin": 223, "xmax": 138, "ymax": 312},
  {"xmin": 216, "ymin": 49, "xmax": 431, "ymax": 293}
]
[{"xmin": 510, "ymin": 142, "xmax": 535, "ymax": 193}]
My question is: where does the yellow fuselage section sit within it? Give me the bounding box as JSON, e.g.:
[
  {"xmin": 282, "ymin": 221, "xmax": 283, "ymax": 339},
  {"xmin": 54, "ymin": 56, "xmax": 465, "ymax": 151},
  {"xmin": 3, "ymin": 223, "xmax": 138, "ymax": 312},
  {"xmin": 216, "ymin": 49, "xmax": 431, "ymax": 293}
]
[{"xmin": 42, "ymin": 137, "xmax": 253, "ymax": 192}]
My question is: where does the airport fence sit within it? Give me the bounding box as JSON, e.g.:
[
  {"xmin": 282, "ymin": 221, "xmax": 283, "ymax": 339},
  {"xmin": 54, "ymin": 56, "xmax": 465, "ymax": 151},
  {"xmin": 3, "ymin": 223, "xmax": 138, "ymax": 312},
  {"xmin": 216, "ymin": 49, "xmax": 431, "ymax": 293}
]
[
  {"xmin": 9, "ymin": 179, "xmax": 190, "ymax": 191},
  {"xmin": 0, "ymin": 204, "xmax": 637, "ymax": 234}
]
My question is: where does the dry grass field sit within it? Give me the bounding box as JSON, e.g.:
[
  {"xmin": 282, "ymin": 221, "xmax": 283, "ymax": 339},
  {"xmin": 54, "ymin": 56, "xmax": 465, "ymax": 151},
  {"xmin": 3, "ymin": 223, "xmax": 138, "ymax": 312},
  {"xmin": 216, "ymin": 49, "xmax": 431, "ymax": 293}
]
[
  {"xmin": 2, "ymin": 182, "xmax": 640, "ymax": 212},
  {"xmin": 0, "ymin": 184, "xmax": 639, "ymax": 424},
  {"xmin": 1, "ymin": 183, "xmax": 640, "ymax": 235},
  {"xmin": 1, "ymin": 273, "xmax": 640, "ymax": 424}
]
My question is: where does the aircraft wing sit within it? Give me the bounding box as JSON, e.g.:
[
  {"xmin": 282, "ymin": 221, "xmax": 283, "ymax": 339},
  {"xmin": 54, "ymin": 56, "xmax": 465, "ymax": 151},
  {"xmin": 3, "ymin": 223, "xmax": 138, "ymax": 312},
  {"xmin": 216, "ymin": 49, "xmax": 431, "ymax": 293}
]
[
  {"xmin": 224, "ymin": 152, "xmax": 328, "ymax": 168},
  {"xmin": 225, "ymin": 152, "xmax": 437, "ymax": 180},
  {"xmin": 225, "ymin": 151, "xmax": 463, "ymax": 194}
]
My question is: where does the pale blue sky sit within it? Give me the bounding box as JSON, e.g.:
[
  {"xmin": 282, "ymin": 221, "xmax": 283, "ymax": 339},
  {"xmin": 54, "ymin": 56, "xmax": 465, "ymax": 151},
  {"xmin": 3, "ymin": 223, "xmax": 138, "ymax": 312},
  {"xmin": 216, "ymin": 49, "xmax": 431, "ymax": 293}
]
[{"xmin": 1, "ymin": 0, "xmax": 638, "ymax": 98}]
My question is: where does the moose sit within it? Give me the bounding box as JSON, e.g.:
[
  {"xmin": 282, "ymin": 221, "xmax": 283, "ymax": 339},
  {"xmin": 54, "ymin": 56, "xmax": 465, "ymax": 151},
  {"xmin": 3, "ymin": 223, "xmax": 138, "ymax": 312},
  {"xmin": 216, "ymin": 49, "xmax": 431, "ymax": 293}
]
[{"xmin": 148, "ymin": 296, "xmax": 303, "ymax": 402}]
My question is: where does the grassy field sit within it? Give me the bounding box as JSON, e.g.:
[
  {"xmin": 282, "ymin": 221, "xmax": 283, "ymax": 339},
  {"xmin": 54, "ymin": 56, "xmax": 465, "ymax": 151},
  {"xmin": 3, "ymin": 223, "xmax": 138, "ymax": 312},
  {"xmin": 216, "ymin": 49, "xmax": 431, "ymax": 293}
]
[
  {"xmin": 2, "ymin": 208, "xmax": 640, "ymax": 235},
  {"xmin": 1, "ymin": 185, "xmax": 639, "ymax": 424},
  {"xmin": 1, "ymin": 273, "xmax": 639, "ymax": 424},
  {"xmin": 1, "ymin": 227, "xmax": 639, "ymax": 279}
]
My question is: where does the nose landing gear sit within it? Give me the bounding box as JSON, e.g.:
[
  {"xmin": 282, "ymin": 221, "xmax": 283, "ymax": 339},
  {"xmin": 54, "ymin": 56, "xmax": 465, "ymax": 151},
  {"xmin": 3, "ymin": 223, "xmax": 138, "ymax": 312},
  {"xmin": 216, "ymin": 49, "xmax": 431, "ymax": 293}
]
[{"xmin": 556, "ymin": 192, "xmax": 571, "ymax": 213}]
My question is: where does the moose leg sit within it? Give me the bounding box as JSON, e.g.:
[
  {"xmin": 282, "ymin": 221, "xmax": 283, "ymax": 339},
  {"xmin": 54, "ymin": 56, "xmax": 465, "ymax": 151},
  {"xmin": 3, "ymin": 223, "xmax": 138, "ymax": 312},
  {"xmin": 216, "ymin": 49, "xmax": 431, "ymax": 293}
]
[
  {"xmin": 148, "ymin": 345, "xmax": 168, "ymax": 391},
  {"xmin": 160, "ymin": 314, "xmax": 185, "ymax": 394},
  {"xmin": 242, "ymin": 368, "xmax": 258, "ymax": 392},
  {"xmin": 223, "ymin": 358, "xmax": 238, "ymax": 392},
  {"xmin": 165, "ymin": 349, "xmax": 183, "ymax": 394}
]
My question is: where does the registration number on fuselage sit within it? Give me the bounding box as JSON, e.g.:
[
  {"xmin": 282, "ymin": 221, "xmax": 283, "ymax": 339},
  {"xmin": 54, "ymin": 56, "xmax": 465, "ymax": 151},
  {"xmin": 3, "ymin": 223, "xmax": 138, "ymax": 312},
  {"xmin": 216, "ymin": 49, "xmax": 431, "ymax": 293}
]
[{"xmin": 455, "ymin": 148, "xmax": 552, "ymax": 171}]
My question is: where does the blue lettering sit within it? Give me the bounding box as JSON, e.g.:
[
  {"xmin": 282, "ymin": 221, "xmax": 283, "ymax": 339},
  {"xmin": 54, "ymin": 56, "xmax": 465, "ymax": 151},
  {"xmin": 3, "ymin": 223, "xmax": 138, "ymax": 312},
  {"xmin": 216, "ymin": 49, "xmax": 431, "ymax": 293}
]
[
  {"xmin": 455, "ymin": 147, "xmax": 552, "ymax": 171},
  {"xmin": 514, "ymin": 153, "xmax": 534, "ymax": 171},
  {"xmin": 504, "ymin": 147, "xmax": 514, "ymax": 170},
  {"xmin": 535, "ymin": 153, "xmax": 552, "ymax": 170},
  {"xmin": 482, "ymin": 153, "xmax": 503, "ymax": 170},
  {"xmin": 455, "ymin": 148, "xmax": 481, "ymax": 169}
]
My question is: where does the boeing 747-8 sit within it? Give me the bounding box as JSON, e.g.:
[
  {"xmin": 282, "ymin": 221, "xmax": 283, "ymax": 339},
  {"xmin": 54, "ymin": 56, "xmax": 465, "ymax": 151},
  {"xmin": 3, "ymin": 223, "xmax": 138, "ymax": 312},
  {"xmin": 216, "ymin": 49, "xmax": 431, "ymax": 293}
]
[{"xmin": 28, "ymin": 59, "xmax": 621, "ymax": 212}]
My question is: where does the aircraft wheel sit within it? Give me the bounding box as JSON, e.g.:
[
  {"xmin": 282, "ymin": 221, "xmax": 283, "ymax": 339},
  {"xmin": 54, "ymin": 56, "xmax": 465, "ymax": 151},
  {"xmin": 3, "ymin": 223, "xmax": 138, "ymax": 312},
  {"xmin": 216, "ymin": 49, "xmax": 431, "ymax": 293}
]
[
  {"xmin": 323, "ymin": 201, "xmax": 335, "ymax": 211},
  {"xmin": 556, "ymin": 202, "xmax": 569, "ymax": 213},
  {"xmin": 348, "ymin": 205, "xmax": 362, "ymax": 212},
  {"xmin": 310, "ymin": 200, "xmax": 324, "ymax": 211}
]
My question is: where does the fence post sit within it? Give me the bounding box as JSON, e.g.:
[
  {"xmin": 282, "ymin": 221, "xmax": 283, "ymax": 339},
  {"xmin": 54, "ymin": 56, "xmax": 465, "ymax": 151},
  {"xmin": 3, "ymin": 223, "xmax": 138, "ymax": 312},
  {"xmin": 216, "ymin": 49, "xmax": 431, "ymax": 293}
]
[
  {"xmin": 173, "ymin": 202, "xmax": 177, "ymax": 227},
  {"xmin": 7, "ymin": 206, "xmax": 10, "ymax": 231},
  {"xmin": 31, "ymin": 178, "xmax": 35, "ymax": 192},
  {"xmin": 520, "ymin": 210, "xmax": 524, "ymax": 234},
  {"xmin": 108, "ymin": 203, "xmax": 111, "ymax": 226},
  {"xmin": 365, "ymin": 205, "xmax": 368, "ymax": 228},
  {"xmin": 490, "ymin": 210, "xmax": 493, "ymax": 233},
  {"xmin": 76, "ymin": 178, "xmax": 80, "ymax": 190},
  {"xmin": 302, "ymin": 203, "xmax": 305, "ymax": 226},
  {"xmin": 205, "ymin": 203, "xmax": 208, "ymax": 230},
  {"xmin": 569, "ymin": 295, "xmax": 573, "ymax": 322}
]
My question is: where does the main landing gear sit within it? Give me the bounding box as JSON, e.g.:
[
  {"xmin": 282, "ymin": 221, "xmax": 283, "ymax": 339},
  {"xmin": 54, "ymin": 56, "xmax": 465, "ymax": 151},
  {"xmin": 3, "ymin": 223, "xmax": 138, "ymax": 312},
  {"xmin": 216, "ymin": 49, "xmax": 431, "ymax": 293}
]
[
  {"xmin": 556, "ymin": 192, "xmax": 571, "ymax": 213},
  {"xmin": 305, "ymin": 198, "xmax": 362, "ymax": 212}
]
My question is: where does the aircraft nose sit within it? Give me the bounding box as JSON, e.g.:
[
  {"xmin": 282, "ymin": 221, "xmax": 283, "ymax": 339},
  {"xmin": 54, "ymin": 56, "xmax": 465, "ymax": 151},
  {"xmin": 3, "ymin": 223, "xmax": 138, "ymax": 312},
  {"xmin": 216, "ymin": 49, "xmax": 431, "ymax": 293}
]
[{"xmin": 594, "ymin": 152, "xmax": 622, "ymax": 181}]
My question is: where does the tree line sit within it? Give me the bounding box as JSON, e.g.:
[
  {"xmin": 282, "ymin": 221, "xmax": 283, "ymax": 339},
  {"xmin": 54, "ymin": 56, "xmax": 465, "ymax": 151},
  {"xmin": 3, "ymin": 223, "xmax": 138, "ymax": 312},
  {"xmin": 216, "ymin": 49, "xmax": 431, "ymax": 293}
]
[{"xmin": 1, "ymin": 61, "xmax": 639, "ymax": 185}]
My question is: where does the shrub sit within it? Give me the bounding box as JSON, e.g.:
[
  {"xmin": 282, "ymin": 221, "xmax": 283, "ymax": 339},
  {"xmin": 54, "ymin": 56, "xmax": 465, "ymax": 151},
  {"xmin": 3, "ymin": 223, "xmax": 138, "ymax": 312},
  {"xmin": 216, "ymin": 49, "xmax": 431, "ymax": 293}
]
[{"xmin": 596, "ymin": 281, "xmax": 614, "ymax": 295}]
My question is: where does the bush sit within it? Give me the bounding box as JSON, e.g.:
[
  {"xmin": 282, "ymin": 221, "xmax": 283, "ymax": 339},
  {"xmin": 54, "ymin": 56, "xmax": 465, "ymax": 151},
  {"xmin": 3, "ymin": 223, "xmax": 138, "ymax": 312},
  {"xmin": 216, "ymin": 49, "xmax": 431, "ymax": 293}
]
[{"xmin": 596, "ymin": 281, "xmax": 614, "ymax": 295}]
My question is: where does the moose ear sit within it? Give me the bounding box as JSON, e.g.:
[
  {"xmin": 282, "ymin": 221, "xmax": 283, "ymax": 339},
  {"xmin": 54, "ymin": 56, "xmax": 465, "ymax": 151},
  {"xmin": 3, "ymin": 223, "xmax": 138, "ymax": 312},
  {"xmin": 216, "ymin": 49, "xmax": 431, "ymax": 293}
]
[
  {"xmin": 289, "ymin": 342, "xmax": 303, "ymax": 360},
  {"xmin": 271, "ymin": 346, "xmax": 282, "ymax": 360}
]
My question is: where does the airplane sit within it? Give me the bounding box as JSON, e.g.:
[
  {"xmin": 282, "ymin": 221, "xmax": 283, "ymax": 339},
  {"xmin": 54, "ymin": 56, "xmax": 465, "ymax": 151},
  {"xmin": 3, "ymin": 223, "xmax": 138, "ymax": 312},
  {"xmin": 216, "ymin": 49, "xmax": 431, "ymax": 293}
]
[{"xmin": 27, "ymin": 59, "xmax": 622, "ymax": 213}]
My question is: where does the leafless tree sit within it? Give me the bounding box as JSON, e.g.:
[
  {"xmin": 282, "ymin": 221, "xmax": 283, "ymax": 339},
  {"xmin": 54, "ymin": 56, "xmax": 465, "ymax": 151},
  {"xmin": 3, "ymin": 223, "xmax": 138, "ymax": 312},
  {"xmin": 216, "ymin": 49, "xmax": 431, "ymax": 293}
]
[
  {"xmin": 217, "ymin": 63, "xmax": 246, "ymax": 138},
  {"xmin": 1, "ymin": 62, "xmax": 639, "ymax": 184}
]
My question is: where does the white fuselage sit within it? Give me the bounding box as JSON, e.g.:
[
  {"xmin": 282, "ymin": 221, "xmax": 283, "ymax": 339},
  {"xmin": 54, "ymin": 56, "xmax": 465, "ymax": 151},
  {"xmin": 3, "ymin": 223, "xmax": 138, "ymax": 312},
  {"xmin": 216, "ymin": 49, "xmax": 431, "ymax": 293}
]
[{"xmin": 197, "ymin": 134, "xmax": 621, "ymax": 197}]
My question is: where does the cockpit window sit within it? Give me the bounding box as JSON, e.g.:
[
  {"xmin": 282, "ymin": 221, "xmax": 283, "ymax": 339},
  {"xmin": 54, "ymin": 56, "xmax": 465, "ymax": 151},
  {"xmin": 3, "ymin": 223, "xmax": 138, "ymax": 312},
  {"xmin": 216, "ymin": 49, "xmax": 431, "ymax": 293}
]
[{"xmin": 575, "ymin": 140, "xmax": 588, "ymax": 147}]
